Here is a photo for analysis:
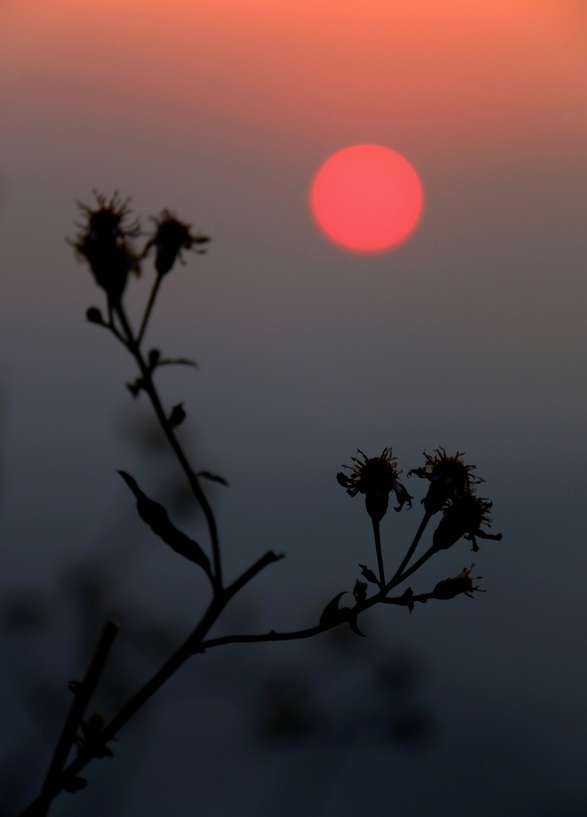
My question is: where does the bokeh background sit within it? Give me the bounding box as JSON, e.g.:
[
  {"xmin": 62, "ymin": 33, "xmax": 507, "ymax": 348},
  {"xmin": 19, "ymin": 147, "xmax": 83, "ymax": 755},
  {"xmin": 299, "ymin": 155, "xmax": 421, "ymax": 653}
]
[{"xmin": 1, "ymin": 1, "xmax": 587, "ymax": 814}]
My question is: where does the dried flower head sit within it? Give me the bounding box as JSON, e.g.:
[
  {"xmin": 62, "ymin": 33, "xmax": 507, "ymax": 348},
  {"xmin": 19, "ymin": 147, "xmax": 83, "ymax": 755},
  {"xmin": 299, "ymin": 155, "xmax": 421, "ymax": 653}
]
[
  {"xmin": 143, "ymin": 210, "xmax": 210, "ymax": 276},
  {"xmin": 409, "ymin": 448, "xmax": 482, "ymax": 514},
  {"xmin": 72, "ymin": 192, "xmax": 140, "ymax": 307},
  {"xmin": 433, "ymin": 491, "xmax": 502, "ymax": 552},
  {"xmin": 431, "ymin": 565, "xmax": 485, "ymax": 600},
  {"xmin": 337, "ymin": 448, "xmax": 412, "ymax": 522}
]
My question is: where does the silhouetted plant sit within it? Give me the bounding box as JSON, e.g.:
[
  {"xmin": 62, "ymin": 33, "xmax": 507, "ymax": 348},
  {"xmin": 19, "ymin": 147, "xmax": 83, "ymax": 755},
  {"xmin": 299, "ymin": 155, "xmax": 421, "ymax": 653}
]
[{"xmin": 15, "ymin": 192, "xmax": 502, "ymax": 816}]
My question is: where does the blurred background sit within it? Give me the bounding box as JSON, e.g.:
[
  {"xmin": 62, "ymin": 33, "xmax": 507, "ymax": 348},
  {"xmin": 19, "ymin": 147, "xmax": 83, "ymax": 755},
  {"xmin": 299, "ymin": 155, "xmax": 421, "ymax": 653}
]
[{"xmin": 1, "ymin": 1, "xmax": 587, "ymax": 814}]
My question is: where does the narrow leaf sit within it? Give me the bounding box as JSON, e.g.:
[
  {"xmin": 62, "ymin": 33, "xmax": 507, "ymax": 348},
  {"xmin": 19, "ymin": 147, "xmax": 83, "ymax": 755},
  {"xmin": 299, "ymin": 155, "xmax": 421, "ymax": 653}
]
[
  {"xmin": 169, "ymin": 402, "xmax": 186, "ymax": 427},
  {"xmin": 158, "ymin": 357, "xmax": 198, "ymax": 369},
  {"xmin": 118, "ymin": 471, "xmax": 211, "ymax": 573},
  {"xmin": 359, "ymin": 564, "xmax": 379, "ymax": 584},
  {"xmin": 198, "ymin": 470, "xmax": 229, "ymax": 487}
]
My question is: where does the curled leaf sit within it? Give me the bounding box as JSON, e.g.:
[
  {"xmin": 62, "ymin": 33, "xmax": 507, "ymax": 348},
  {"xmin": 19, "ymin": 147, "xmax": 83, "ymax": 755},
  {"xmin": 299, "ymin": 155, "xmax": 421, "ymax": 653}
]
[
  {"xmin": 64, "ymin": 776, "xmax": 87, "ymax": 793},
  {"xmin": 346, "ymin": 613, "xmax": 365, "ymax": 636},
  {"xmin": 126, "ymin": 378, "xmax": 144, "ymax": 398},
  {"xmin": 320, "ymin": 592, "xmax": 365, "ymax": 636},
  {"xmin": 319, "ymin": 592, "xmax": 346, "ymax": 626},
  {"xmin": 118, "ymin": 471, "xmax": 211, "ymax": 574},
  {"xmin": 359, "ymin": 564, "xmax": 379, "ymax": 584},
  {"xmin": 169, "ymin": 402, "xmax": 186, "ymax": 427},
  {"xmin": 86, "ymin": 307, "xmax": 104, "ymax": 325}
]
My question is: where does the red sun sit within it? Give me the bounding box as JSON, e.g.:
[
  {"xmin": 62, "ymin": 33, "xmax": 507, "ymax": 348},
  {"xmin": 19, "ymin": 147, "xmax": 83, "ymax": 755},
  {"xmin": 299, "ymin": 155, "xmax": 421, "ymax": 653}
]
[{"xmin": 310, "ymin": 144, "xmax": 424, "ymax": 254}]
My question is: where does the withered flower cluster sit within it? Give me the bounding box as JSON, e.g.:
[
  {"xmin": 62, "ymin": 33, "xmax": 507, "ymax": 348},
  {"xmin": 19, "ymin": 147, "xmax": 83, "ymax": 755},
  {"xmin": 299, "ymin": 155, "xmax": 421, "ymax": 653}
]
[
  {"xmin": 73, "ymin": 192, "xmax": 140, "ymax": 308},
  {"xmin": 24, "ymin": 190, "xmax": 505, "ymax": 813},
  {"xmin": 72, "ymin": 193, "xmax": 209, "ymax": 310},
  {"xmin": 409, "ymin": 448, "xmax": 502, "ymax": 553},
  {"xmin": 408, "ymin": 447, "xmax": 480, "ymax": 514},
  {"xmin": 337, "ymin": 446, "xmax": 502, "ymax": 609},
  {"xmin": 143, "ymin": 209, "xmax": 210, "ymax": 277},
  {"xmin": 337, "ymin": 448, "xmax": 412, "ymax": 522}
]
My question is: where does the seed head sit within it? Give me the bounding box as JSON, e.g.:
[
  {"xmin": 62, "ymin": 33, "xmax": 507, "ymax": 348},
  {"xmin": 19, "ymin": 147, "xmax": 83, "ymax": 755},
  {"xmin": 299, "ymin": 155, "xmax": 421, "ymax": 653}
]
[
  {"xmin": 433, "ymin": 491, "xmax": 502, "ymax": 552},
  {"xmin": 72, "ymin": 192, "xmax": 140, "ymax": 307},
  {"xmin": 337, "ymin": 448, "xmax": 412, "ymax": 522},
  {"xmin": 142, "ymin": 210, "xmax": 210, "ymax": 276},
  {"xmin": 409, "ymin": 448, "xmax": 482, "ymax": 514}
]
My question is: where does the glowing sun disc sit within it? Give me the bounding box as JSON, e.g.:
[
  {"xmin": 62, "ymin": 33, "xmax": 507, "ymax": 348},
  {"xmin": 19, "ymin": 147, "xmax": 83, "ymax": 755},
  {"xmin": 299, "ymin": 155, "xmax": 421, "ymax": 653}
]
[{"xmin": 310, "ymin": 144, "xmax": 424, "ymax": 254}]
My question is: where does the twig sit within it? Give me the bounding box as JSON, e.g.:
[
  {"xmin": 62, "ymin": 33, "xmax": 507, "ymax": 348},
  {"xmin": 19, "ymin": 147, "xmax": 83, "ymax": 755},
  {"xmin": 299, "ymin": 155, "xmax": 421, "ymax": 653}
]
[
  {"xmin": 18, "ymin": 620, "xmax": 120, "ymax": 817},
  {"xmin": 136, "ymin": 274, "xmax": 162, "ymax": 346},
  {"xmin": 388, "ymin": 510, "xmax": 432, "ymax": 587},
  {"xmin": 372, "ymin": 517, "xmax": 385, "ymax": 587}
]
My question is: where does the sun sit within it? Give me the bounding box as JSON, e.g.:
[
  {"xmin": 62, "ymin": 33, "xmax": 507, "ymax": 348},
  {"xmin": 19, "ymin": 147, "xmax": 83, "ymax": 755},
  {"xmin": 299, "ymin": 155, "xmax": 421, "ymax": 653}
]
[{"xmin": 309, "ymin": 144, "xmax": 424, "ymax": 254}]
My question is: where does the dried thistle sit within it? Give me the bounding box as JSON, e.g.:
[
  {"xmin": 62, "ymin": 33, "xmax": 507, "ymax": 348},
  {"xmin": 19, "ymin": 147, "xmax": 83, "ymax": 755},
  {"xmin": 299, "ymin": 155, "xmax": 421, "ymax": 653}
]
[
  {"xmin": 409, "ymin": 448, "xmax": 482, "ymax": 514},
  {"xmin": 337, "ymin": 448, "xmax": 412, "ymax": 522},
  {"xmin": 433, "ymin": 491, "xmax": 502, "ymax": 552},
  {"xmin": 72, "ymin": 191, "xmax": 140, "ymax": 307},
  {"xmin": 142, "ymin": 209, "xmax": 210, "ymax": 277}
]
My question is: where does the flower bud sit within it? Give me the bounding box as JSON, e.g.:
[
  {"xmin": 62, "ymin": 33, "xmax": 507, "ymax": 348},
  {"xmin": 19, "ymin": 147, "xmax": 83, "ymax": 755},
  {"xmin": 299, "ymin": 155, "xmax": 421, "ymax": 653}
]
[{"xmin": 431, "ymin": 565, "xmax": 484, "ymax": 599}]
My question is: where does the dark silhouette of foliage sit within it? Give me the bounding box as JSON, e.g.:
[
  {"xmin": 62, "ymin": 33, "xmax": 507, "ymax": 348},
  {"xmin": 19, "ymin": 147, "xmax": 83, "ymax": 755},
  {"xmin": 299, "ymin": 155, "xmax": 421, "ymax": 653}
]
[{"xmin": 13, "ymin": 193, "xmax": 502, "ymax": 816}]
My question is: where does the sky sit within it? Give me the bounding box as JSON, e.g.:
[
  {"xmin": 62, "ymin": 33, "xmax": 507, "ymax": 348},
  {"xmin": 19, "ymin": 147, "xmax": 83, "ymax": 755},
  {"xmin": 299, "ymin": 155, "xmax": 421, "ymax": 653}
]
[{"xmin": 1, "ymin": 1, "xmax": 587, "ymax": 814}]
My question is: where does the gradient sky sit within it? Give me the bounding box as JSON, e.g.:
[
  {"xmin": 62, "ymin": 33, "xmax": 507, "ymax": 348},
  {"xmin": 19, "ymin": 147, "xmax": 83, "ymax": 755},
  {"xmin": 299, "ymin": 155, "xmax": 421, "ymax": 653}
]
[{"xmin": 1, "ymin": 2, "xmax": 587, "ymax": 815}]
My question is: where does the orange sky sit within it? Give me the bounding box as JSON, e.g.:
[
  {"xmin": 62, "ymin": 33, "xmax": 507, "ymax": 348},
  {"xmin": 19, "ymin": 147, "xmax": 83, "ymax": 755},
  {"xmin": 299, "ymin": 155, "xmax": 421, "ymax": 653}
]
[{"xmin": 3, "ymin": 0, "xmax": 586, "ymax": 163}]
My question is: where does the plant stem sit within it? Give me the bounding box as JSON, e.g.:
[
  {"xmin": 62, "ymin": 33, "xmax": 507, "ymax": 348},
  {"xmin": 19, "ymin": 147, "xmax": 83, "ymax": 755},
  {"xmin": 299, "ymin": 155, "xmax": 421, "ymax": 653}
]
[
  {"xmin": 372, "ymin": 517, "xmax": 385, "ymax": 587},
  {"xmin": 393, "ymin": 542, "xmax": 438, "ymax": 587},
  {"xmin": 19, "ymin": 620, "xmax": 120, "ymax": 817},
  {"xmin": 387, "ymin": 510, "xmax": 432, "ymax": 588},
  {"xmin": 136, "ymin": 274, "xmax": 162, "ymax": 346},
  {"xmin": 115, "ymin": 302, "xmax": 224, "ymax": 589},
  {"xmin": 15, "ymin": 550, "xmax": 284, "ymax": 815}
]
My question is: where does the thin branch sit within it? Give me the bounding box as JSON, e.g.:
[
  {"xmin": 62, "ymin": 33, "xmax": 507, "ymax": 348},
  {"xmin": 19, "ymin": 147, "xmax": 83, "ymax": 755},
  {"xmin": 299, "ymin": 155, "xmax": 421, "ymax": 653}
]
[
  {"xmin": 372, "ymin": 517, "xmax": 385, "ymax": 587},
  {"xmin": 17, "ymin": 549, "xmax": 286, "ymax": 812},
  {"xmin": 18, "ymin": 621, "xmax": 120, "ymax": 817},
  {"xmin": 388, "ymin": 510, "xmax": 432, "ymax": 587},
  {"xmin": 136, "ymin": 274, "xmax": 162, "ymax": 346},
  {"xmin": 391, "ymin": 542, "xmax": 439, "ymax": 588},
  {"xmin": 43, "ymin": 619, "xmax": 120, "ymax": 792},
  {"xmin": 223, "ymin": 550, "xmax": 285, "ymax": 601}
]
